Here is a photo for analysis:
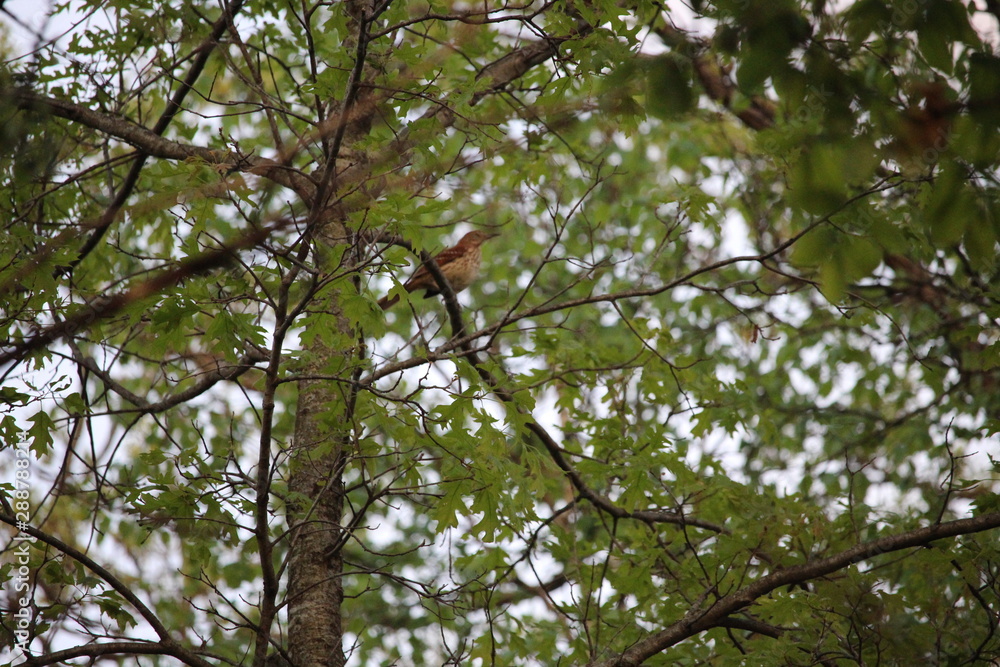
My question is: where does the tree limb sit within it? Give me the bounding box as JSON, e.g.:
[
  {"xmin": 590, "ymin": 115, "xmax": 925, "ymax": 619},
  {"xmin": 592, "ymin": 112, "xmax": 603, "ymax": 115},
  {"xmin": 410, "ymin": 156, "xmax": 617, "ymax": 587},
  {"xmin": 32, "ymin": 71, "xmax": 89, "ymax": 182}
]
[
  {"xmin": 69, "ymin": 343, "xmax": 268, "ymax": 414},
  {"xmin": 68, "ymin": 0, "xmax": 250, "ymax": 272},
  {"xmin": 0, "ymin": 222, "xmax": 277, "ymax": 374},
  {"xmin": 336, "ymin": 20, "xmax": 592, "ymax": 193},
  {"xmin": 8, "ymin": 88, "xmax": 315, "ymax": 198},
  {"xmin": 15, "ymin": 642, "xmax": 199, "ymax": 667},
  {"xmin": 591, "ymin": 512, "xmax": 1000, "ymax": 666},
  {"xmin": 426, "ymin": 260, "xmax": 724, "ymax": 534},
  {"xmin": 654, "ymin": 22, "xmax": 776, "ymax": 131},
  {"xmin": 0, "ymin": 513, "xmax": 214, "ymax": 667}
]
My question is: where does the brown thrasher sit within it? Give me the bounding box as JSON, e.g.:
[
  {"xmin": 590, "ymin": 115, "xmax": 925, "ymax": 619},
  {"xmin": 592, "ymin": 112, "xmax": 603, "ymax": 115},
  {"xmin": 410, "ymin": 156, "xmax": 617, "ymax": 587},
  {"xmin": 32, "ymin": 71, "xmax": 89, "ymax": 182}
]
[{"xmin": 378, "ymin": 230, "xmax": 499, "ymax": 310}]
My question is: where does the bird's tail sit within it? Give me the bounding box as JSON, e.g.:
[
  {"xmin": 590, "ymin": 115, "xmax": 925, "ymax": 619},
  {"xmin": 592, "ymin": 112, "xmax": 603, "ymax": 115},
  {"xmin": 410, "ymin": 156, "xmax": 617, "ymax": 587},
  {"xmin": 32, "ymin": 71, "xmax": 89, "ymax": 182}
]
[{"xmin": 378, "ymin": 294, "xmax": 400, "ymax": 310}]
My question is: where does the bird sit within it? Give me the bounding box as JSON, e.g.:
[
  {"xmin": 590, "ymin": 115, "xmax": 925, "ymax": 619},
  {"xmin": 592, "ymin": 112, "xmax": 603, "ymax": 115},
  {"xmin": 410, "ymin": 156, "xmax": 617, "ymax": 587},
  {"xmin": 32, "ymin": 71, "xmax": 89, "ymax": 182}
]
[{"xmin": 378, "ymin": 230, "xmax": 499, "ymax": 310}]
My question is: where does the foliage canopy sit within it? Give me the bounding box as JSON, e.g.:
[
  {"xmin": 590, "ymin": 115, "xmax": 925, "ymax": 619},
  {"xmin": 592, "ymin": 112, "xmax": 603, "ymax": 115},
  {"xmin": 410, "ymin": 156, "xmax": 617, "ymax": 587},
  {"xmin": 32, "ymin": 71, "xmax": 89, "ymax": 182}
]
[{"xmin": 1, "ymin": 0, "xmax": 1000, "ymax": 665}]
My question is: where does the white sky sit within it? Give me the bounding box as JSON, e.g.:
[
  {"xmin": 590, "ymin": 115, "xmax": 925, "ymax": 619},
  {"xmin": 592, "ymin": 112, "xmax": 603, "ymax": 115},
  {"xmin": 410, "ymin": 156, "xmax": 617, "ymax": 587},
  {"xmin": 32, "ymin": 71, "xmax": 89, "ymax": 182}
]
[{"xmin": 1, "ymin": 0, "xmax": 62, "ymax": 57}]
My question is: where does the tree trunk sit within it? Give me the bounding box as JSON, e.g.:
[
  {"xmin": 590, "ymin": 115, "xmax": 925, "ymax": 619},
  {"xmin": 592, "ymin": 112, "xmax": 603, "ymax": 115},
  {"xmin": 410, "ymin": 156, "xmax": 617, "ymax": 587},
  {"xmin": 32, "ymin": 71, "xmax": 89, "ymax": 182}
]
[
  {"xmin": 287, "ymin": 366, "xmax": 349, "ymax": 667},
  {"xmin": 285, "ymin": 1, "xmax": 379, "ymax": 661},
  {"xmin": 286, "ymin": 218, "xmax": 357, "ymax": 667}
]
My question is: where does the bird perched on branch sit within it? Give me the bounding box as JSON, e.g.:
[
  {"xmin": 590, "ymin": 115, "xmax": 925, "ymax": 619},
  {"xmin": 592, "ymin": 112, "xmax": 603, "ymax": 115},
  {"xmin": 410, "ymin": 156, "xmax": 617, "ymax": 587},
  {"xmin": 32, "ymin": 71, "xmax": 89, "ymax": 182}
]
[{"xmin": 378, "ymin": 230, "xmax": 499, "ymax": 310}]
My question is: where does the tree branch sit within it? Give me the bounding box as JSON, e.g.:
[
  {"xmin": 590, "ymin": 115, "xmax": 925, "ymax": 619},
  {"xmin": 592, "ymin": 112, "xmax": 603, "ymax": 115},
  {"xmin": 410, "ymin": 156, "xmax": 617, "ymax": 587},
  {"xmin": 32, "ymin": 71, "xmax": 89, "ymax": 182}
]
[
  {"xmin": 426, "ymin": 263, "xmax": 724, "ymax": 534},
  {"xmin": 654, "ymin": 22, "xmax": 776, "ymax": 131},
  {"xmin": 8, "ymin": 88, "xmax": 315, "ymax": 198},
  {"xmin": 0, "ymin": 514, "xmax": 214, "ymax": 667},
  {"xmin": 69, "ymin": 343, "xmax": 268, "ymax": 414},
  {"xmin": 0, "ymin": 222, "xmax": 277, "ymax": 374},
  {"xmin": 67, "ymin": 0, "xmax": 250, "ymax": 272},
  {"xmin": 591, "ymin": 512, "xmax": 1000, "ymax": 666},
  {"xmin": 16, "ymin": 642, "xmax": 199, "ymax": 667},
  {"xmin": 367, "ymin": 179, "xmax": 897, "ymax": 385},
  {"xmin": 336, "ymin": 20, "xmax": 592, "ymax": 193}
]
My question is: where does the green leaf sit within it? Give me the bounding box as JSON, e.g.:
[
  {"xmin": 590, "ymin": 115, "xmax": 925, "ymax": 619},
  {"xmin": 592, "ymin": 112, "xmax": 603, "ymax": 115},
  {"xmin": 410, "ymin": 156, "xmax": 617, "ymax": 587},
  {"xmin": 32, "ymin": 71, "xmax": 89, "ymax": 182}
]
[
  {"xmin": 646, "ymin": 56, "xmax": 693, "ymax": 119},
  {"xmin": 27, "ymin": 411, "xmax": 54, "ymax": 456},
  {"xmin": 968, "ymin": 53, "xmax": 1000, "ymax": 127},
  {"xmin": 923, "ymin": 165, "xmax": 972, "ymax": 245},
  {"xmin": 0, "ymin": 386, "xmax": 29, "ymax": 406}
]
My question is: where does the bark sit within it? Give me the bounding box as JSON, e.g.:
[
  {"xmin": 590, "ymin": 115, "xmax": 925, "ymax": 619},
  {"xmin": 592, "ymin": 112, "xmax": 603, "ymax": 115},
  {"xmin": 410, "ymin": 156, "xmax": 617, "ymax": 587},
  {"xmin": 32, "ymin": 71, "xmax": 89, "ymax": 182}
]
[
  {"xmin": 287, "ymin": 352, "xmax": 350, "ymax": 667},
  {"xmin": 285, "ymin": 1, "xmax": 381, "ymax": 664},
  {"xmin": 284, "ymin": 219, "xmax": 358, "ymax": 667}
]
